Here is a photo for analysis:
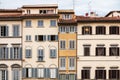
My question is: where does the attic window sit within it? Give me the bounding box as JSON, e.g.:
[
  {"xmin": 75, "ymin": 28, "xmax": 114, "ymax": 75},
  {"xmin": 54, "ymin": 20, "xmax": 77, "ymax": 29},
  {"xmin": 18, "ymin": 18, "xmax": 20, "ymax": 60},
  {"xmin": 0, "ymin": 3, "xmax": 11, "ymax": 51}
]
[{"xmin": 62, "ymin": 14, "xmax": 72, "ymax": 19}]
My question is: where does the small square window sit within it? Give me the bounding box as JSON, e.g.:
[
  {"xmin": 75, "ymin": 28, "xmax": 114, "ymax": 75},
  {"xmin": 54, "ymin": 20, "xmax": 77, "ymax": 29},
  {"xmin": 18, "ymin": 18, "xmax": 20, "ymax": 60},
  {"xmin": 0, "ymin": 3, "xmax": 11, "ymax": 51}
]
[
  {"xmin": 50, "ymin": 20, "xmax": 56, "ymax": 27},
  {"xmin": 38, "ymin": 20, "xmax": 44, "ymax": 27},
  {"xmin": 26, "ymin": 20, "xmax": 31, "ymax": 27}
]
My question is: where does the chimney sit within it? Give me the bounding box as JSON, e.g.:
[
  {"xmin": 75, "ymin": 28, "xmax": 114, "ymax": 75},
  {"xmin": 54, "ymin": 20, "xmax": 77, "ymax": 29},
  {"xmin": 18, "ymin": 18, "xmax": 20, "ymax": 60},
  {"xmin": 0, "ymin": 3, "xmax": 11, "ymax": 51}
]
[{"xmin": 85, "ymin": 13, "xmax": 89, "ymax": 17}]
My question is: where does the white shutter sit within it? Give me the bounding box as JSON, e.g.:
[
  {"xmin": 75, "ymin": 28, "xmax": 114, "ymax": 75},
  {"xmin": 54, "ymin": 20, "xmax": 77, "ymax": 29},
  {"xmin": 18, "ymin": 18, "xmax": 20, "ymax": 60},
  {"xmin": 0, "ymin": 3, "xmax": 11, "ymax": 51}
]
[
  {"xmin": 50, "ymin": 69, "xmax": 56, "ymax": 78},
  {"xmin": 38, "ymin": 69, "xmax": 44, "ymax": 78}
]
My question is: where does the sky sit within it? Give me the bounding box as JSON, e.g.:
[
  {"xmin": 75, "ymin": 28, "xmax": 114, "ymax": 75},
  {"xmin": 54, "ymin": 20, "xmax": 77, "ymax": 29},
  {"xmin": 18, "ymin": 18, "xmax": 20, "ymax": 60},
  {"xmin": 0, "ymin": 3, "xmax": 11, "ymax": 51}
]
[{"xmin": 0, "ymin": 0, "xmax": 120, "ymax": 16}]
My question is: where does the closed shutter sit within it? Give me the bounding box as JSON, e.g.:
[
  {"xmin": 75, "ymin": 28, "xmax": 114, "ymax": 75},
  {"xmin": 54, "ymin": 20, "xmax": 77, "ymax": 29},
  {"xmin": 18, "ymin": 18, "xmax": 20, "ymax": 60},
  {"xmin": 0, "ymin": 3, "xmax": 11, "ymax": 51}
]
[
  {"xmin": 32, "ymin": 68, "xmax": 36, "ymax": 78},
  {"xmin": 56, "ymin": 68, "xmax": 58, "ymax": 78},
  {"xmin": 0, "ymin": 48, "xmax": 2, "ymax": 59},
  {"xmin": 5, "ymin": 47, "xmax": 9, "ymax": 59},
  {"xmin": 6, "ymin": 70, "xmax": 8, "ymax": 80},
  {"xmin": 10, "ymin": 47, "xmax": 13, "ymax": 59},
  {"xmin": 44, "ymin": 68, "xmax": 46, "ymax": 78},
  {"xmin": 35, "ymin": 35, "xmax": 38, "ymax": 41}
]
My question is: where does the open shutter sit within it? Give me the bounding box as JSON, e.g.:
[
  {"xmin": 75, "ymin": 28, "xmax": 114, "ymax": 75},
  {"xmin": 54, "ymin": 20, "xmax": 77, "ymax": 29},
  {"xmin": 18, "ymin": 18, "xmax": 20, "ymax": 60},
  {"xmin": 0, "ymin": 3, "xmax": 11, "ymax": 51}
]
[
  {"xmin": 0, "ymin": 48, "xmax": 1, "ymax": 59},
  {"xmin": 46, "ymin": 68, "xmax": 50, "ymax": 78},
  {"xmin": 43, "ymin": 35, "xmax": 46, "ymax": 41},
  {"xmin": 55, "ymin": 35, "xmax": 58, "ymax": 41},
  {"xmin": 6, "ymin": 26, "xmax": 9, "ymax": 36},
  {"xmin": 56, "ymin": 68, "xmax": 58, "ymax": 78},
  {"xmin": 44, "ymin": 68, "xmax": 46, "ymax": 78},
  {"xmin": 6, "ymin": 70, "xmax": 8, "ymax": 80},
  {"xmin": 48, "ymin": 35, "xmax": 50, "ymax": 41},
  {"xmin": 22, "ymin": 68, "xmax": 26, "ymax": 78}
]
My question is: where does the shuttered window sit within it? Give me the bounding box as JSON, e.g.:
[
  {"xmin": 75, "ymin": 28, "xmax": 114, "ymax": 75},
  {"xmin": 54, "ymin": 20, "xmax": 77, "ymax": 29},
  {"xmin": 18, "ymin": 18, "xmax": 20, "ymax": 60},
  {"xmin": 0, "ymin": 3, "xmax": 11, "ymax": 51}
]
[
  {"xmin": 60, "ymin": 57, "xmax": 66, "ymax": 70},
  {"xmin": 95, "ymin": 70, "xmax": 106, "ymax": 79},
  {"xmin": 50, "ymin": 49, "xmax": 57, "ymax": 58},
  {"xmin": 0, "ymin": 47, "xmax": 9, "ymax": 59},
  {"xmin": 12, "ymin": 69, "xmax": 20, "ymax": 80},
  {"xmin": 0, "ymin": 26, "xmax": 9, "ymax": 37},
  {"xmin": 35, "ymin": 35, "xmax": 46, "ymax": 41},
  {"xmin": 0, "ymin": 70, "xmax": 8, "ymax": 80},
  {"xmin": 38, "ymin": 49, "xmax": 44, "ymax": 61},
  {"xmin": 13, "ymin": 25, "xmax": 19, "ymax": 37},
  {"xmin": 25, "ymin": 49, "xmax": 32, "ymax": 58},
  {"xmin": 81, "ymin": 70, "xmax": 90, "ymax": 79},
  {"xmin": 69, "ymin": 57, "xmax": 75, "ymax": 70}
]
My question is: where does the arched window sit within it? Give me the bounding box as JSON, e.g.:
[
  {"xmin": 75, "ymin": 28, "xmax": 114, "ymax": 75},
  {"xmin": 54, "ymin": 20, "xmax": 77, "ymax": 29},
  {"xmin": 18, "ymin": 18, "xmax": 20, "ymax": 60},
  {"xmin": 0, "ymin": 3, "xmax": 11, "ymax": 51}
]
[
  {"xmin": 37, "ymin": 46, "xmax": 44, "ymax": 61},
  {"xmin": 49, "ymin": 46, "xmax": 57, "ymax": 58},
  {"xmin": 25, "ymin": 47, "xmax": 32, "ymax": 58},
  {"xmin": 22, "ymin": 64, "xmax": 32, "ymax": 78},
  {"xmin": 11, "ymin": 64, "xmax": 21, "ymax": 80},
  {"xmin": 37, "ymin": 64, "xmax": 45, "ymax": 78},
  {"xmin": 0, "ymin": 64, "xmax": 8, "ymax": 80}
]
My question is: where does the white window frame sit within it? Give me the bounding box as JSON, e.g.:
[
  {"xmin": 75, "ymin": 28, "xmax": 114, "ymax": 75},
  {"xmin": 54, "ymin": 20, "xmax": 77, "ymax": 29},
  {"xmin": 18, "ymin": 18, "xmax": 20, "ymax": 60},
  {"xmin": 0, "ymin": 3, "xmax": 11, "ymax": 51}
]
[
  {"xmin": 69, "ymin": 40, "xmax": 75, "ymax": 49},
  {"xmin": 59, "ymin": 57, "xmax": 66, "ymax": 70},
  {"xmin": 37, "ymin": 68, "xmax": 44, "ymax": 78},
  {"xmin": 69, "ymin": 57, "xmax": 75, "ymax": 70},
  {"xmin": 60, "ymin": 40, "xmax": 66, "ymax": 49},
  {"xmin": 50, "ymin": 69, "xmax": 56, "ymax": 78},
  {"xmin": 26, "ymin": 35, "xmax": 31, "ymax": 41}
]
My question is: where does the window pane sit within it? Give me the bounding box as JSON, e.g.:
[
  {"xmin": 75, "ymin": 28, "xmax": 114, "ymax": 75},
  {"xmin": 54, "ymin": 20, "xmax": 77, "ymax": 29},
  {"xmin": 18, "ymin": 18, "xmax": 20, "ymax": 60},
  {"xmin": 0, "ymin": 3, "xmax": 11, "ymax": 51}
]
[
  {"xmin": 96, "ymin": 47, "xmax": 106, "ymax": 56},
  {"xmin": 96, "ymin": 26, "xmax": 106, "ymax": 35},
  {"xmin": 26, "ymin": 20, "xmax": 31, "ymax": 27},
  {"xmin": 84, "ymin": 47, "xmax": 90, "ymax": 56},
  {"xmin": 109, "ymin": 26, "xmax": 119, "ymax": 34},
  {"xmin": 95, "ymin": 70, "xmax": 106, "ymax": 79},
  {"xmin": 109, "ymin": 47, "xmax": 119, "ymax": 56},
  {"xmin": 38, "ymin": 20, "xmax": 43, "ymax": 27},
  {"xmin": 81, "ymin": 70, "xmax": 90, "ymax": 79}
]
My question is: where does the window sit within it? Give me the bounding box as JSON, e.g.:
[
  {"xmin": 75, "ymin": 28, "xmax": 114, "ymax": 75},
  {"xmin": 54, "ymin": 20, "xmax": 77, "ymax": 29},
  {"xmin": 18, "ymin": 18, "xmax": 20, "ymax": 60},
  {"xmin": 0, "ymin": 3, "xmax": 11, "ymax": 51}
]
[
  {"xmin": 84, "ymin": 46, "xmax": 90, "ymax": 56},
  {"xmin": 96, "ymin": 47, "xmax": 106, "ymax": 56},
  {"xmin": 37, "ymin": 68, "xmax": 44, "ymax": 78},
  {"xmin": 109, "ymin": 70, "xmax": 120, "ymax": 79},
  {"xmin": 25, "ymin": 20, "xmax": 31, "ymax": 27},
  {"xmin": 81, "ymin": 70, "xmax": 90, "ymax": 79},
  {"xmin": 27, "ymin": 10, "xmax": 30, "ymax": 14},
  {"xmin": 60, "ymin": 40, "xmax": 66, "ymax": 49},
  {"xmin": 62, "ymin": 14, "xmax": 72, "ymax": 19},
  {"xmin": 59, "ymin": 26, "xmax": 66, "ymax": 33},
  {"xmin": 48, "ymin": 35, "xmax": 58, "ymax": 41},
  {"xmin": 59, "ymin": 74, "xmax": 66, "ymax": 80},
  {"xmin": 82, "ymin": 26, "xmax": 92, "ymax": 35},
  {"xmin": 26, "ymin": 35, "xmax": 31, "ymax": 41},
  {"xmin": 95, "ymin": 70, "xmax": 106, "ymax": 79},
  {"xmin": 50, "ymin": 49, "xmax": 57, "ymax": 58},
  {"xmin": 69, "ymin": 57, "xmax": 75, "ymax": 70},
  {"xmin": 0, "ymin": 47, "xmax": 8, "ymax": 59},
  {"xmin": 39, "ymin": 10, "xmax": 47, "ymax": 14},
  {"xmin": 69, "ymin": 26, "xmax": 77, "ymax": 33},
  {"xmin": 69, "ymin": 40, "xmax": 75, "ymax": 49},
  {"xmin": 60, "ymin": 57, "xmax": 66, "ymax": 70},
  {"xmin": 109, "ymin": 26, "xmax": 119, "ymax": 35},
  {"xmin": 13, "ymin": 25, "xmax": 19, "ymax": 37},
  {"xmin": 23, "ymin": 68, "xmax": 32, "ymax": 78},
  {"xmin": 10, "ymin": 47, "xmax": 22, "ymax": 59},
  {"xmin": 12, "ymin": 69, "xmax": 20, "ymax": 80},
  {"xmin": 50, "ymin": 69, "xmax": 57, "ymax": 78},
  {"xmin": 109, "ymin": 47, "xmax": 119, "ymax": 56},
  {"xmin": 0, "ymin": 70, "xmax": 8, "ymax": 80},
  {"xmin": 69, "ymin": 74, "xmax": 75, "ymax": 80},
  {"xmin": 50, "ymin": 20, "xmax": 56, "ymax": 27},
  {"xmin": 38, "ymin": 20, "xmax": 44, "ymax": 27},
  {"xmin": 38, "ymin": 49, "xmax": 44, "ymax": 61},
  {"xmin": 96, "ymin": 26, "xmax": 106, "ymax": 35},
  {"xmin": 0, "ymin": 26, "xmax": 9, "ymax": 37},
  {"xmin": 25, "ymin": 49, "xmax": 32, "ymax": 58},
  {"xmin": 35, "ymin": 35, "xmax": 46, "ymax": 41}
]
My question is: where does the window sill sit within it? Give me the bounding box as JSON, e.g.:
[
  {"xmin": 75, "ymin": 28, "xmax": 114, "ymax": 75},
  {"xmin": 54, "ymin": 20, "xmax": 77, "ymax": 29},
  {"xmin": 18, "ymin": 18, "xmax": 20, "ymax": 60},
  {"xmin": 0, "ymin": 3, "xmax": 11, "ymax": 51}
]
[
  {"xmin": 48, "ymin": 41, "xmax": 58, "ymax": 42},
  {"xmin": 50, "ymin": 57, "xmax": 57, "ymax": 59},
  {"xmin": 49, "ymin": 26, "xmax": 57, "ymax": 27},
  {"xmin": 37, "ymin": 26, "xmax": 44, "ymax": 28},
  {"xmin": 25, "ymin": 41, "xmax": 32, "ymax": 42},
  {"xmin": 25, "ymin": 26, "xmax": 32, "ymax": 28},
  {"xmin": 0, "ymin": 36, "xmax": 22, "ymax": 38},
  {"xmin": 25, "ymin": 57, "xmax": 32, "ymax": 58},
  {"xmin": 36, "ymin": 61, "xmax": 45, "ymax": 62}
]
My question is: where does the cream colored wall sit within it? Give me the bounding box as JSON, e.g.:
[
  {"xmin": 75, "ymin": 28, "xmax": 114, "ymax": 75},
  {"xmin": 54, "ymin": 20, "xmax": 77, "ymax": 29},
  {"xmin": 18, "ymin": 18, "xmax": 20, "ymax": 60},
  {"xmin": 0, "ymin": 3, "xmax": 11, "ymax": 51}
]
[
  {"xmin": 108, "ymin": 12, "xmax": 120, "ymax": 17},
  {"xmin": 0, "ymin": 21, "xmax": 22, "ymax": 36},
  {"xmin": 77, "ymin": 22, "xmax": 120, "ymax": 79},
  {"xmin": 22, "ymin": 8, "xmax": 57, "ymax": 14},
  {"xmin": 23, "ymin": 19, "xmax": 58, "ymax": 67},
  {"xmin": 0, "ymin": 21, "xmax": 22, "ymax": 80}
]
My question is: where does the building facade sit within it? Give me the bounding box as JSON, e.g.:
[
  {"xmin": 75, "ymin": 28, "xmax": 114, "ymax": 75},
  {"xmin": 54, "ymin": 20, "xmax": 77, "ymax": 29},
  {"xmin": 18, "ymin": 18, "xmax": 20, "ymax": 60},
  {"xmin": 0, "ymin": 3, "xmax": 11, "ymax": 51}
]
[
  {"xmin": 58, "ymin": 10, "xmax": 77, "ymax": 80},
  {"xmin": 0, "ymin": 4, "xmax": 120, "ymax": 80},
  {"xmin": 0, "ymin": 9, "xmax": 22, "ymax": 80}
]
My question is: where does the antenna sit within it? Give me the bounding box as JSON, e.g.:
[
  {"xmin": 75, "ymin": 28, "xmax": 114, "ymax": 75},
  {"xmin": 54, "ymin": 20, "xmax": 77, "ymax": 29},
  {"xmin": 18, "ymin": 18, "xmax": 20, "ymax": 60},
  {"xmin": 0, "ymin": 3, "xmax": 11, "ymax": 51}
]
[
  {"xmin": 88, "ymin": 0, "xmax": 92, "ymax": 14},
  {"xmin": 73, "ymin": 0, "xmax": 75, "ymax": 10}
]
